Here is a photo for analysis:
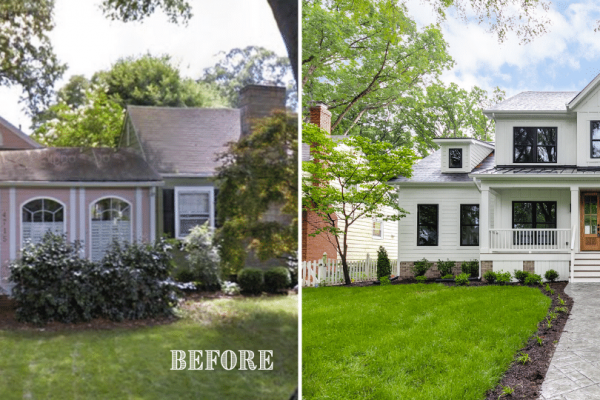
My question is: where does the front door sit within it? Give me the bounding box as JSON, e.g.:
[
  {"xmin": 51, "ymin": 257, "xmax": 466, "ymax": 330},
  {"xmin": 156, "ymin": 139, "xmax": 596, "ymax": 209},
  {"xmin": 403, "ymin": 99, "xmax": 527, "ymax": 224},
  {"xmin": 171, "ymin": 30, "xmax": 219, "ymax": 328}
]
[{"xmin": 581, "ymin": 193, "xmax": 600, "ymax": 251}]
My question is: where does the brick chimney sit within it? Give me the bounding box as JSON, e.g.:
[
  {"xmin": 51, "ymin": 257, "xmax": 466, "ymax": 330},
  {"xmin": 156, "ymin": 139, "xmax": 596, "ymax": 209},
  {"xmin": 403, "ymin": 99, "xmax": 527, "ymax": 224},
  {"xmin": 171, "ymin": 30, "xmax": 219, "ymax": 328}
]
[
  {"xmin": 309, "ymin": 104, "xmax": 332, "ymax": 134},
  {"xmin": 239, "ymin": 85, "xmax": 287, "ymax": 137}
]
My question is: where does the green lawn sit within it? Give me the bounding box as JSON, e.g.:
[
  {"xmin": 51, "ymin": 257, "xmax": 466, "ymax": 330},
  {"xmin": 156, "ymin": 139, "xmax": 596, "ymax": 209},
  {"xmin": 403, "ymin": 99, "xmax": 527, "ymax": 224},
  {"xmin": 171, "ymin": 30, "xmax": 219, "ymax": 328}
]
[
  {"xmin": 0, "ymin": 296, "xmax": 298, "ymax": 400},
  {"xmin": 303, "ymin": 284, "xmax": 550, "ymax": 399}
]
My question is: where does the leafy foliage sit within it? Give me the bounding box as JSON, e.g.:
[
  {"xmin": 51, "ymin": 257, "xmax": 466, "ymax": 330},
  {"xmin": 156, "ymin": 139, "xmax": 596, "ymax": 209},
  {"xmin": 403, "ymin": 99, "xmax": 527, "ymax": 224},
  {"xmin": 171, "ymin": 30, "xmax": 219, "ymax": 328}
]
[
  {"xmin": 524, "ymin": 274, "xmax": 542, "ymax": 286},
  {"xmin": 412, "ymin": 258, "xmax": 432, "ymax": 277},
  {"xmin": 441, "ymin": 274, "xmax": 454, "ymax": 280},
  {"xmin": 264, "ymin": 267, "xmax": 291, "ymax": 293},
  {"xmin": 496, "ymin": 271, "xmax": 512, "ymax": 285},
  {"xmin": 376, "ymin": 246, "xmax": 391, "ymax": 279},
  {"xmin": 544, "ymin": 269, "xmax": 559, "ymax": 282},
  {"xmin": 437, "ymin": 259, "xmax": 455, "ymax": 277},
  {"xmin": 180, "ymin": 223, "xmax": 221, "ymax": 290},
  {"xmin": 454, "ymin": 273, "xmax": 470, "ymax": 286},
  {"xmin": 483, "ymin": 270, "xmax": 497, "ymax": 284},
  {"xmin": 415, "ymin": 275, "xmax": 427, "ymax": 284},
  {"xmin": 379, "ymin": 276, "xmax": 391, "ymax": 286},
  {"xmin": 514, "ymin": 270, "xmax": 529, "ymax": 284},
  {"xmin": 238, "ymin": 268, "xmax": 264, "ymax": 294},
  {"xmin": 216, "ymin": 111, "xmax": 297, "ymax": 273},
  {"xmin": 461, "ymin": 260, "xmax": 479, "ymax": 278}
]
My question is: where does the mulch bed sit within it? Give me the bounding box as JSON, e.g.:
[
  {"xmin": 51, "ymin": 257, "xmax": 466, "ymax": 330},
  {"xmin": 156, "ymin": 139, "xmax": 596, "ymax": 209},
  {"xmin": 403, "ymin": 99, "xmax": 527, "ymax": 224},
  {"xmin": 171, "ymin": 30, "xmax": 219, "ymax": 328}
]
[{"xmin": 328, "ymin": 278, "xmax": 573, "ymax": 399}]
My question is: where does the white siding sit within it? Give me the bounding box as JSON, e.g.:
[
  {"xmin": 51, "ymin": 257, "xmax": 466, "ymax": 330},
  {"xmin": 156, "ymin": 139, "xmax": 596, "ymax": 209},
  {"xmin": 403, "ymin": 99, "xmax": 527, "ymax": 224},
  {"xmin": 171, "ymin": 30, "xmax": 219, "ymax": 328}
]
[
  {"xmin": 340, "ymin": 206, "xmax": 398, "ymax": 260},
  {"xmin": 470, "ymin": 142, "xmax": 493, "ymax": 170},
  {"xmin": 494, "ymin": 117, "xmax": 577, "ymax": 166},
  {"xmin": 493, "ymin": 260, "xmax": 522, "ymax": 282},
  {"xmin": 535, "ymin": 260, "xmax": 569, "ymax": 282},
  {"xmin": 575, "ymin": 92, "xmax": 600, "ymax": 165},
  {"xmin": 440, "ymin": 145, "xmax": 470, "ymax": 173},
  {"xmin": 397, "ymin": 186, "xmax": 481, "ymax": 261}
]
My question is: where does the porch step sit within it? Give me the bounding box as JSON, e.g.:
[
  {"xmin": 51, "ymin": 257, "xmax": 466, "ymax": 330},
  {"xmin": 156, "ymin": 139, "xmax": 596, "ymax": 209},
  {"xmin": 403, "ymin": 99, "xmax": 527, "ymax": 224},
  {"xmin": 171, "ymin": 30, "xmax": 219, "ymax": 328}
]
[
  {"xmin": 572, "ymin": 254, "xmax": 600, "ymax": 281},
  {"xmin": 570, "ymin": 277, "xmax": 600, "ymax": 283},
  {"xmin": 574, "ymin": 252, "xmax": 600, "ymax": 259}
]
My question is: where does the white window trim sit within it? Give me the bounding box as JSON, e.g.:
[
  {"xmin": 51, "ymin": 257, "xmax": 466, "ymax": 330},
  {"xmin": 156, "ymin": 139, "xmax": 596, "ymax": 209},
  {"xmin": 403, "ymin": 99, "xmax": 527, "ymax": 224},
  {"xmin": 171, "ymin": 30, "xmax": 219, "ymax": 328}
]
[
  {"xmin": 88, "ymin": 196, "xmax": 134, "ymax": 261},
  {"xmin": 372, "ymin": 218, "xmax": 384, "ymax": 240},
  {"xmin": 20, "ymin": 196, "xmax": 67, "ymax": 250},
  {"xmin": 174, "ymin": 186, "xmax": 215, "ymax": 239}
]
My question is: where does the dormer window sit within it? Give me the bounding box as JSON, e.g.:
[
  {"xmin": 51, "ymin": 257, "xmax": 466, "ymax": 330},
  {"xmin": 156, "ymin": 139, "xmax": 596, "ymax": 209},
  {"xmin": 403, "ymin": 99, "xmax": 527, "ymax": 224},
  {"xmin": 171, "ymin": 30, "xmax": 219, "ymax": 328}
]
[
  {"xmin": 449, "ymin": 148, "xmax": 462, "ymax": 168},
  {"xmin": 513, "ymin": 127, "xmax": 557, "ymax": 163},
  {"xmin": 591, "ymin": 121, "xmax": 600, "ymax": 158}
]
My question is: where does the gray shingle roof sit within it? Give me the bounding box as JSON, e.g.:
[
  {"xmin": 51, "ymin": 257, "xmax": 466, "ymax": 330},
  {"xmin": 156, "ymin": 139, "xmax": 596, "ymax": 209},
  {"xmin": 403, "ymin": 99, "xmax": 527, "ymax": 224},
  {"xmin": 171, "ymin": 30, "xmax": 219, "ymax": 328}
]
[
  {"xmin": 0, "ymin": 148, "xmax": 161, "ymax": 182},
  {"xmin": 127, "ymin": 106, "xmax": 241, "ymax": 176},
  {"xmin": 487, "ymin": 92, "xmax": 578, "ymax": 111},
  {"xmin": 390, "ymin": 149, "xmax": 476, "ymax": 183}
]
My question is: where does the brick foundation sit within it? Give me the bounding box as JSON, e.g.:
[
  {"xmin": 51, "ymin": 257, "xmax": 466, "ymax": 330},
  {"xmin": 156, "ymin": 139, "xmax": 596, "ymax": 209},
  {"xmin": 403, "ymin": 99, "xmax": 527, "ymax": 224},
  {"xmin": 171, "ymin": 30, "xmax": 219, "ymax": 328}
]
[
  {"xmin": 523, "ymin": 261, "xmax": 535, "ymax": 274},
  {"xmin": 481, "ymin": 261, "xmax": 493, "ymax": 282}
]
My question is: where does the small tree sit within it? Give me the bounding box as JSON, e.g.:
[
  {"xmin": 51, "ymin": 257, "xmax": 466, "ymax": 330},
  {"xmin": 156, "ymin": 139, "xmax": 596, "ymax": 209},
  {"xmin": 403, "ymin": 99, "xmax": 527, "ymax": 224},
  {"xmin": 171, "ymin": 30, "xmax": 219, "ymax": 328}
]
[
  {"xmin": 303, "ymin": 123, "xmax": 416, "ymax": 285},
  {"xmin": 376, "ymin": 246, "xmax": 391, "ymax": 279}
]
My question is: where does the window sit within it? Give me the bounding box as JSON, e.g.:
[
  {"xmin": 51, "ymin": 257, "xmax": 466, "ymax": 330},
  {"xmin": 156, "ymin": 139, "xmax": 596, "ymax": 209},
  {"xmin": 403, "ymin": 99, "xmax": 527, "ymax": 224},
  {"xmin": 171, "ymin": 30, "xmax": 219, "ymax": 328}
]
[
  {"xmin": 22, "ymin": 198, "xmax": 65, "ymax": 245},
  {"xmin": 460, "ymin": 205, "xmax": 479, "ymax": 246},
  {"xmin": 175, "ymin": 188, "xmax": 213, "ymax": 238},
  {"xmin": 90, "ymin": 198, "xmax": 131, "ymax": 262},
  {"xmin": 417, "ymin": 204, "xmax": 438, "ymax": 246},
  {"xmin": 591, "ymin": 121, "xmax": 600, "ymax": 158},
  {"xmin": 372, "ymin": 218, "xmax": 383, "ymax": 239},
  {"xmin": 513, "ymin": 127, "xmax": 557, "ymax": 163},
  {"xmin": 449, "ymin": 148, "xmax": 462, "ymax": 168},
  {"xmin": 512, "ymin": 201, "xmax": 557, "ymax": 245}
]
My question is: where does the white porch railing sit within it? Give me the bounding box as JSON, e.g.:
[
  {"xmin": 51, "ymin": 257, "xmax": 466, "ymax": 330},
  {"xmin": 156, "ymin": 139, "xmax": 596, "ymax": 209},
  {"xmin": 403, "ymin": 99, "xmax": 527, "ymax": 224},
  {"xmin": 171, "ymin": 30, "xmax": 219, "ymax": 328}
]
[
  {"xmin": 489, "ymin": 229, "xmax": 571, "ymax": 252},
  {"xmin": 301, "ymin": 257, "xmax": 398, "ymax": 287}
]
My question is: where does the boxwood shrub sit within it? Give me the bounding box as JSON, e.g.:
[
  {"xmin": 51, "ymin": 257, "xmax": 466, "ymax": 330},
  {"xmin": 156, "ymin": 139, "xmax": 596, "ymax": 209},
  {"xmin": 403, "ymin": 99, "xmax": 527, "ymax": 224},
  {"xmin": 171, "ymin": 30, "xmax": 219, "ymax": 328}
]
[
  {"xmin": 461, "ymin": 260, "xmax": 479, "ymax": 278},
  {"xmin": 264, "ymin": 267, "xmax": 291, "ymax": 293},
  {"xmin": 455, "ymin": 273, "xmax": 470, "ymax": 286},
  {"xmin": 412, "ymin": 258, "xmax": 432, "ymax": 277},
  {"xmin": 483, "ymin": 270, "xmax": 497, "ymax": 284},
  {"xmin": 514, "ymin": 270, "xmax": 529, "ymax": 284},
  {"xmin": 238, "ymin": 268, "xmax": 264, "ymax": 294},
  {"xmin": 545, "ymin": 269, "xmax": 559, "ymax": 282},
  {"xmin": 525, "ymin": 273, "xmax": 542, "ymax": 286},
  {"xmin": 437, "ymin": 259, "xmax": 455, "ymax": 277}
]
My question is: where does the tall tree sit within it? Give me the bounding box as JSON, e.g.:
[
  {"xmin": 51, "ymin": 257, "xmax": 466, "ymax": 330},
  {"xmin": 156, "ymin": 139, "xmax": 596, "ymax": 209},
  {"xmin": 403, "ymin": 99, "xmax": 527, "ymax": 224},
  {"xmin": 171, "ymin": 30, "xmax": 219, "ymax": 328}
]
[
  {"xmin": 302, "ymin": 123, "xmax": 417, "ymax": 285},
  {"xmin": 215, "ymin": 111, "xmax": 297, "ymax": 273},
  {"xmin": 302, "ymin": 0, "xmax": 453, "ymax": 135},
  {"xmin": 201, "ymin": 46, "xmax": 296, "ymax": 109}
]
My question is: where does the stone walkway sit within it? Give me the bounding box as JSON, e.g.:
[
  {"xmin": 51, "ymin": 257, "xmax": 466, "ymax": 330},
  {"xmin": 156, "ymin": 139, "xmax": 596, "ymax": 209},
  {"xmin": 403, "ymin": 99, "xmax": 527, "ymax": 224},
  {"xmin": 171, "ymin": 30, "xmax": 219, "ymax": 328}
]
[{"xmin": 540, "ymin": 283, "xmax": 600, "ymax": 399}]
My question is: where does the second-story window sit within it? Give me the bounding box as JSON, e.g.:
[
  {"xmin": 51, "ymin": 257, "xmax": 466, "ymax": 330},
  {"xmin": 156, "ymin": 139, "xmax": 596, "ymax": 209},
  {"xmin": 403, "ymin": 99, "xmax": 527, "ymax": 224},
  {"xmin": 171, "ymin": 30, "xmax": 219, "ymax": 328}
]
[
  {"xmin": 449, "ymin": 148, "xmax": 462, "ymax": 168},
  {"xmin": 591, "ymin": 121, "xmax": 600, "ymax": 158},
  {"xmin": 513, "ymin": 127, "xmax": 557, "ymax": 163}
]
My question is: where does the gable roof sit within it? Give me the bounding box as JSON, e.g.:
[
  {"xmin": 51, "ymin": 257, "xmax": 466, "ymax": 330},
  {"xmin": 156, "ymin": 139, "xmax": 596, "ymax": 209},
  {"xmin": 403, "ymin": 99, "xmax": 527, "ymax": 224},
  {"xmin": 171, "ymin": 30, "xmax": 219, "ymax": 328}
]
[
  {"xmin": 568, "ymin": 72, "xmax": 600, "ymax": 109},
  {"xmin": 0, "ymin": 115, "xmax": 43, "ymax": 149},
  {"xmin": 126, "ymin": 106, "xmax": 241, "ymax": 176},
  {"xmin": 0, "ymin": 148, "xmax": 161, "ymax": 182},
  {"xmin": 485, "ymin": 92, "xmax": 578, "ymax": 112}
]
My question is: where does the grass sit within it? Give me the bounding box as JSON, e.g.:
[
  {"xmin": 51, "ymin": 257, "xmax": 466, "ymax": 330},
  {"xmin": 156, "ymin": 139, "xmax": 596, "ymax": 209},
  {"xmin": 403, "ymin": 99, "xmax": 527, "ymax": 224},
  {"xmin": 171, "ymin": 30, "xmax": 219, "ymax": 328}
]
[
  {"xmin": 0, "ymin": 295, "xmax": 298, "ymax": 399},
  {"xmin": 303, "ymin": 284, "xmax": 550, "ymax": 399}
]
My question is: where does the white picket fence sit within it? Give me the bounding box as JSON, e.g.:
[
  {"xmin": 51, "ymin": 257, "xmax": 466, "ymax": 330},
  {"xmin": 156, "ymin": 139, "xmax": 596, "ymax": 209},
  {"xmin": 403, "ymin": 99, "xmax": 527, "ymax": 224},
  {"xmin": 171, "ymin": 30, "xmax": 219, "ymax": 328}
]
[{"xmin": 302, "ymin": 257, "xmax": 398, "ymax": 287}]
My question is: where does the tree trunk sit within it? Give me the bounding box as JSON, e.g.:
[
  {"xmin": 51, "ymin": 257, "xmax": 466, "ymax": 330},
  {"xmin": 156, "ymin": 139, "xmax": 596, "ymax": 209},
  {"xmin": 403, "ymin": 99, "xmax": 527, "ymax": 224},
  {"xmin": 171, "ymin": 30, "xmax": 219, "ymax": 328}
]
[
  {"xmin": 267, "ymin": 0, "xmax": 298, "ymax": 83},
  {"xmin": 341, "ymin": 253, "xmax": 351, "ymax": 285}
]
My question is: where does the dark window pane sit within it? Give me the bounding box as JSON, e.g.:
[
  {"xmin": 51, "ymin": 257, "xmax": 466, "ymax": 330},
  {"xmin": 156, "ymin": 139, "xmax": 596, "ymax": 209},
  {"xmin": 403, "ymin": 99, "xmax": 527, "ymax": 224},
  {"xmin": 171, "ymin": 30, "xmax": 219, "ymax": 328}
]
[
  {"xmin": 417, "ymin": 205, "xmax": 438, "ymax": 246},
  {"xmin": 536, "ymin": 202, "xmax": 556, "ymax": 224},
  {"xmin": 514, "ymin": 223, "xmax": 533, "ymax": 229},
  {"xmin": 514, "ymin": 128, "xmax": 535, "ymax": 145},
  {"xmin": 537, "ymin": 146, "xmax": 556, "ymax": 162},
  {"xmin": 593, "ymin": 142, "xmax": 600, "ymax": 158},
  {"xmin": 460, "ymin": 205, "xmax": 479, "ymax": 225},
  {"xmin": 418, "ymin": 226, "xmax": 438, "ymax": 246},
  {"xmin": 460, "ymin": 227, "xmax": 479, "ymax": 246},
  {"xmin": 537, "ymin": 128, "xmax": 556, "ymax": 146},
  {"xmin": 449, "ymin": 148, "xmax": 462, "ymax": 168},
  {"xmin": 418, "ymin": 205, "xmax": 437, "ymax": 226},
  {"xmin": 593, "ymin": 122, "xmax": 600, "ymax": 140},
  {"xmin": 513, "ymin": 202, "xmax": 533, "ymax": 224},
  {"xmin": 514, "ymin": 146, "xmax": 533, "ymax": 162}
]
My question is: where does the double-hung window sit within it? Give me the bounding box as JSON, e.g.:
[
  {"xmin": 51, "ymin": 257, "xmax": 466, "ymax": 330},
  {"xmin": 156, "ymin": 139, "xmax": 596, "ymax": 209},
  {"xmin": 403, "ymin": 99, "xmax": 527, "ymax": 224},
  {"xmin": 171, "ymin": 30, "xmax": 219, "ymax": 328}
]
[
  {"xmin": 591, "ymin": 121, "xmax": 600, "ymax": 158},
  {"xmin": 372, "ymin": 218, "xmax": 383, "ymax": 239},
  {"xmin": 417, "ymin": 204, "xmax": 438, "ymax": 246},
  {"xmin": 513, "ymin": 127, "xmax": 557, "ymax": 163},
  {"xmin": 175, "ymin": 187, "xmax": 214, "ymax": 238},
  {"xmin": 460, "ymin": 205, "xmax": 479, "ymax": 246},
  {"xmin": 512, "ymin": 201, "xmax": 557, "ymax": 245}
]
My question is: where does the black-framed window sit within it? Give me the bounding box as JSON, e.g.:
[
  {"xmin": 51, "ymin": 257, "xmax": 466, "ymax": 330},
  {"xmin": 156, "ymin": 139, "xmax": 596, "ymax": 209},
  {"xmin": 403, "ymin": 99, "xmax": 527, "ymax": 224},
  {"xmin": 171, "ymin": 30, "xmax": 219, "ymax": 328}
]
[
  {"xmin": 591, "ymin": 121, "xmax": 600, "ymax": 158},
  {"xmin": 460, "ymin": 204, "xmax": 479, "ymax": 246},
  {"xmin": 417, "ymin": 204, "xmax": 438, "ymax": 246},
  {"xmin": 512, "ymin": 201, "xmax": 557, "ymax": 245},
  {"xmin": 513, "ymin": 127, "xmax": 557, "ymax": 163},
  {"xmin": 449, "ymin": 148, "xmax": 462, "ymax": 168}
]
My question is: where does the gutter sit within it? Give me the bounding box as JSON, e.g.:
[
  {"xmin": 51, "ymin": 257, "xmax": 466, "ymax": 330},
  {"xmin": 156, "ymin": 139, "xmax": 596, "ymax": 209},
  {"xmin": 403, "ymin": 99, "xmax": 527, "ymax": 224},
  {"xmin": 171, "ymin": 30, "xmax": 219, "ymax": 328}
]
[{"xmin": 0, "ymin": 181, "xmax": 164, "ymax": 187}]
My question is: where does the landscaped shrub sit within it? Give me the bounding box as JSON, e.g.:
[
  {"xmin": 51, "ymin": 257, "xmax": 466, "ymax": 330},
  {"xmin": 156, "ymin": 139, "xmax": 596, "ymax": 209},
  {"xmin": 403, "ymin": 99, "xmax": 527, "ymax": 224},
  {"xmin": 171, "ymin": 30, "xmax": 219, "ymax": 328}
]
[
  {"xmin": 222, "ymin": 281, "xmax": 241, "ymax": 295},
  {"xmin": 525, "ymin": 274, "xmax": 542, "ymax": 286},
  {"xmin": 96, "ymin": 238, "xmax": 177, "ymax": 321},
  {"xmin": 415, "ymin": 275, "xmax": 427, "ymax": 283},
  {"xmin": 461, "ymin": 260, "xmax": 479, "ymax": 278},
  {"xmin": 238, "ymin": 268, "xmax": 264, "ymax": 294},
  {"xmin": 379, "ymin": 276, "xmax": 391, "ymax": 286},
  {"xmin": 377, "ymin": 246, "xmax": 391, "ymax": 279},
  {"xmin": 514, "ymin": 270, "xmax": 529, "ymax": 284},
  {"xmin": 483, "ymin": 270, "xmax": 497, "ymax": 284},
  {"xmin": 412, "ymin": 258, "xmax": 432, "ymax": 277},
  {"xmin": 496, "ymin": 271, "xmax": 512, "ymax": 285},
  {"xmin": 437, "ymin": 259, "xmax": 455, "ymax": 277},
  {"xmin": 441, "ymin": 274, "xmax": 454, "ymax": 280},
  {"xmin": 181, "ymin": 224, "xmax": 221, "ymax": 291},
  {"xmin": 545, "ymin": 269, "xmax": 559, "ymax": 283},
  {"xmin": 10, "ymin": 233, "xmax": 98, "ymax": 324},
  {"xmin": 264, "ymin": 267, "xmax": 291, "ymax": 293},
  {"xmin": 455, "ymin": 273, "xmax": 470, "ymax": 286}
]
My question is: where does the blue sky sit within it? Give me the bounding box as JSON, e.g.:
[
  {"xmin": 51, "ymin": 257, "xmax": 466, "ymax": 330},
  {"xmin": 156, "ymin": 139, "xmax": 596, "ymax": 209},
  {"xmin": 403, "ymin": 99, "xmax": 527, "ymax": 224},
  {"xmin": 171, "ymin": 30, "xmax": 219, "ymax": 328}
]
[
  {"xmin": 405, "ymin": 0, "xmax": 600, "ymax": 99},
  {"xmin": 0, "ymin": 0, "xmax": 287, "ymax": 133}
]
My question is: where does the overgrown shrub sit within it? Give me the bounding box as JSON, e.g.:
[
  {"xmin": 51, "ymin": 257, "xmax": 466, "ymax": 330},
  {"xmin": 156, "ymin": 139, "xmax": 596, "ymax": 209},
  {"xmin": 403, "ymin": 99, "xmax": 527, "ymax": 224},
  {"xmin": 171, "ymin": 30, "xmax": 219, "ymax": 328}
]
[
  {"xmin": 10, "ymin": 233, "xmax": 98, "ymax": 324},
  {"xmin": 412, "ymin": 258, "xmax": 432, "ymax": 277},
  {"xmin": 238, "ymin": 268, "xmax": 264, "ymax": 294},
  {"xmin": 545, "ymin": 269, "xmax": 559, "ymax": 283},
  {"xmin": 483, "ymin": 270, "xmax": 497, "ymax": 284},
  {"xmin": 415, "ymin": 275, "xmax": 427, "ymax": 283},
  {"xmin": 96, "ymin": 238, "xmax": 177, "ymax": 321},
  {"xmin": 264, "ymin": 267, "xmax": 291, "ymax": 293},
  {"xmin": 496, "ymin": 271, "xmax": 512, "ymax": 285},
  {"xmin": 437, "ymin": 260, "xmax": 455, "ymax": 277},
  {"xmin": 181, "ymin": 224, "xmax": 221, "ymax": 291},
  {"xmin": 222, "ymin": 281, "xmax": 240, "ymax": 295},
  {"xmin": 525, "ymin": 273, "xmax": 542, "ymax": 286},
  {"xmin": 514, "ymin": 270, "xmax": 529, "ymax": 284},
  {"xmin": 377, "ymin": 246, "xmax": 391, "ymax": 279},
  {"xmin": 455, "ymin": 273, "xmax": 469, "ymax": 286},
  {"xmin": 379, "ymin": 276, "xmax": 391, "ymax": 286},
  {"xmin": 461, "ymin": 260, "xmax": 479, "ymax": 278}
]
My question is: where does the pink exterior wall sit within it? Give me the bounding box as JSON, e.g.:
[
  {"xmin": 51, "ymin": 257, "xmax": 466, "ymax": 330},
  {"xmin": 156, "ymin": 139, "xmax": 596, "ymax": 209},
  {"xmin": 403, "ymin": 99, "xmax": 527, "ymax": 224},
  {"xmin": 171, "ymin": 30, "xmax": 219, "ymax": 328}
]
[{"xmin": 0, "ymin": 186, "xmax": 154, "ymax": 290}]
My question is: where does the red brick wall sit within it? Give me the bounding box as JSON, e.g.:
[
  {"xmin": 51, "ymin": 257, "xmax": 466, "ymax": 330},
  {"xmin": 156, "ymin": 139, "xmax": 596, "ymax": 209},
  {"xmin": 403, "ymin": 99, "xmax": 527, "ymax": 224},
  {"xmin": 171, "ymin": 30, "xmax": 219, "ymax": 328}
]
[{"xmin": 302, "ymin": 209, "xmax": 338, "ymax": 261}]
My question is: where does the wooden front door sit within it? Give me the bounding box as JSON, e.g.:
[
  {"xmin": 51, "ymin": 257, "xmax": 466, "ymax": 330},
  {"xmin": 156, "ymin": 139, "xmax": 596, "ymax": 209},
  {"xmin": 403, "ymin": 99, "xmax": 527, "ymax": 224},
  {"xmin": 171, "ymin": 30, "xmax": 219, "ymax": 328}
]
[{"xmin": 581, "ymin": 193, "xmax": 600, "ymax": 251}]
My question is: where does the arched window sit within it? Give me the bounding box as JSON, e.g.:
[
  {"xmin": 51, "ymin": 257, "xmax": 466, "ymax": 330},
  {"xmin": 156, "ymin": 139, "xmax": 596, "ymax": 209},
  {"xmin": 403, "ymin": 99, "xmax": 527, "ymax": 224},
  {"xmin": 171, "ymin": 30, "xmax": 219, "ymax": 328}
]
[
  {"xmin": 22, "ymin": 198, "xmax": 65, "ymax": 245},
  {"xmin": 91, "ymin": 198, "xmax": 131, "ymax": 262}
]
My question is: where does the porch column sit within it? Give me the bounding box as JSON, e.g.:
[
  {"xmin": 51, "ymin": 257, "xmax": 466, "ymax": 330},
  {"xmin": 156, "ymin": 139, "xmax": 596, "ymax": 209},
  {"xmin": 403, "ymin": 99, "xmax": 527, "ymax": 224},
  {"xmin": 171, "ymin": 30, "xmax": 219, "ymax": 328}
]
[
  {"xmin": 480, "ymin": 188, "xmax": 490, "ymax": 253},
  {"xmin": 571, "ymin": 186, "xmax": 579, "ymax": 251}
]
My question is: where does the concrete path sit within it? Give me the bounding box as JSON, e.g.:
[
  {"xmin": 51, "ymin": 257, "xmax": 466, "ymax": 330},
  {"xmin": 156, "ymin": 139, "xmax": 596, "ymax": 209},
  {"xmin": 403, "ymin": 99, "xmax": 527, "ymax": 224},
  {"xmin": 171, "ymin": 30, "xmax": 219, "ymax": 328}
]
[{"xmin": 540, "ymin": 283, "xmax": 600, "ymax": 399}]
